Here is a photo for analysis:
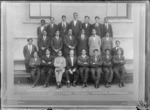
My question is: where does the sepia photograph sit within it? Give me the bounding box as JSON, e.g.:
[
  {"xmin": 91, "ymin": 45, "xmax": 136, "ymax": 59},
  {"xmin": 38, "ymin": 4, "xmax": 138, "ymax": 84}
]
[{"xmin": 1, "ymin": 1, "xmax": 150, "ymax": 110}]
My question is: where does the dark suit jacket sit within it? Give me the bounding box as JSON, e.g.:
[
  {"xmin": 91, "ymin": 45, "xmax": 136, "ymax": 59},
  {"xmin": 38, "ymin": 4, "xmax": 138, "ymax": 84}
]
[
  {"xmin": 51, "ymin": 37, "xmax": 63, "ymax": 51},
  {"xmin": 64, "ymin": 34, "xmax": 77, "ymax": 55},
  {"xmin": 111, "ymin": 47, "xmax": 124, "ymax": 56},
  {"xmin": 90, "ymin": 55, "xmax": 103, "ymax": 67},
  {"xmin": 23, "ymin": 44, "xmax": 37, "ymax": 60},
  {"xmin": 41, "ymin": 55, "xmax": 54, "ymax": 67},
  {"xmin": 70, "ymin": 20, "xmax": 82, "ymax": 37},
  {"xmin": 29, "ymin": 57, "xmax": 41, "ymax": 68},
  {"xmin": 58, "ymin": 22, "xmax": 69, "ymax": 38},
  {"xmin": 92, "ymin": 23, "xmax": 103, "ymax": 38},
  {"xmin": 113, "ymin": 55, "xmax": 126, "ymax": 67},
  {"xmin": 37, "ymin": 36, "xmax": 50, "ymax": 50},
  {"xmin": 46, "ymin": 24, "xmax": 58, "ymax": 39},
  {"xmin": 102, "ymin": 23, "xmax": 113, "ymax": 37},
  {"xmin": 82, "ymin": 23, "xmax": 92, "ymax": 37},
  {"xmin": 101, "ymin": 37, "xmax": 113, "ymax": 52},
  {"xmin": 77, "ymin": 34, "xmax": 89, "ymax": 56},
  {"xmin": 77, "ymin": 55, "xmax": 89, "ymax": 67},
  {"xmin": 102, "ymin": 55, "xmax": 113, "ymax": 67},
  {"xmin": 37, "ymin": 25, "xmax": 47, "ymax": 39},
  {"xmin": 66, "ymin": 56, "xmax": 78, "ymax": 70}
]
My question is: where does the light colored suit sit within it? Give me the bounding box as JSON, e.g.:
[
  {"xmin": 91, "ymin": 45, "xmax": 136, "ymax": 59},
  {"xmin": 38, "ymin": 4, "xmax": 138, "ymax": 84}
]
[{"xmin": 88, "ymin": 35, "xmax": 101, "ymax": 56}]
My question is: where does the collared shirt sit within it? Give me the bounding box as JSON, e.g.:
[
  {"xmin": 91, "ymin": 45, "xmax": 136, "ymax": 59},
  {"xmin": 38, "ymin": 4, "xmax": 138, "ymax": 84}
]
[
  {"xmin": 62, "ymin": 22, "xmax": 66, "ymax": 27},
  {"xmin": 35, "ymin": 58, "xmax": 37, "ymax": 61},
  {"xmin": 93, "ymin": 36, "xmax": 96, "ymax": 41},
  {"xmin": 94, "ymin": 57, "xmax": 97, "ymax": 62},
  {"xmin": 70, "ymin": 56, "xmax": 74, "ymax": 66},
  {"xmin": 106, "ymin": 55, "xmax": 109, "ymax": 59},
  {"xmin": 82, "ymin": 55, "xmax": 86, "ymax": 58},
  {"xmin": 46, "ymin": 54, "xmax": 50, "ymax": 58},
  {"xmin": 56, "ymin": 36, "xmax": 59, "ymax": 40},
  {"xmin": 81, "ymin": 34, "xmax": 85, "ymax": 40},
  {"xmin": 28, "ymin": 44, "xmax": 32, "ymax": 54},
  {"xmin": 105, "ymin": 23, "xmax": 108, "ymax": 29},
  {"xmin": 95, "ymin": 23, "xmax": 99, "ymax": 27},
  {"xmin": 41, "ymin": 26, "xmax": 44, "ymax": 31},
  {"xmin": 85, "ymin": 23, "xmax": 88, "ymax": 28},
  {"xmin": 106, "ymin": 37, "xmax": 109, "ymax": 41},
  {"xmin": 70, "ymin": 35, "xmax": 72, "ymax": 40},
  {"xmin": 43, "ymin": 36, "xmax": 46, "ymax": 41},
  {"xmin": 74, "ymin": 20, "xmax": 77, "ymax": 26},
  {"xmin": 51, "ymin": 23, "xmax": 54, "ymax": 28}
]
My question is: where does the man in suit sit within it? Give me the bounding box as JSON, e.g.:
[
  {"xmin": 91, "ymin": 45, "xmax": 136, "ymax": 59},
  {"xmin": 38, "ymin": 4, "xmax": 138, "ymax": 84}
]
[
  {"xmin": 29, "ymin": 51, "xmax": 41, "ymax": 87},
  {"xmin": 89, "ymin": 28, "xmax": 101, "ymax": 56},
  {"xmin": 46, "ymin": 17, "xmax": 58, "ymax": 40},
  {"xmin": 90, "ymin": 49, "xmax": 103, "ymax": 88},
  {"xmin": 69, "ymin": 12, "xmax": 82, "ymax": 39},
  {"xmin": 63, "ymin": 29, "xmax": 77, "ymax": 57},
  {"xmin": 113, "ymin": 49, "xmax": 126, "ymax": 88},
  {"xmin": 103, "ymin": 49, "xmax": 113, "ymax": 88},
  {"xmin": 101, "ymin": 32, "xmax": 113, "ymax": 55},
  {"xmin": 111, "ymin": 40, "xmax": 124, "ymax": 56},
  {"xmin": 58, "ymin": 15, "xmax": 69, "ymax": 39},
  {"xmin": 41, "ymin": 49, "xmax": 54, "ymax": 87},
  {"xmin": 65, "ymin": 50, "xmax": 79, "ymax": 88},
  {"xmin": 77, "ymin": 49, "xmax": 90, "ymax": 88},
  {"xmin": 23, "ymin": 38, "xmax": 37, "ymax": 73},
  {"xmin": 51, "ymin": 30, "xmax": 63, "ymax": 57},
  {"xmin": 82, "ymin": 16, "xmax": 92, "ymax": 38},
  {"xmin": 92, "ymin": 16, "xmax": 103, "ymax": 38},
  {"xmin": 102, "ymin": 17, "xmax": 113, "ymax": 37},
  {"xmin": 37, "ymin": 19, "xmax": 47, "ymax": 41},
  {"xmin": 77, "ymin": 29, "xmax": 89, "ymax": 56},
  {"xmin": 37, "ymin": 31, "xmax": 50, "ymax": 57}
]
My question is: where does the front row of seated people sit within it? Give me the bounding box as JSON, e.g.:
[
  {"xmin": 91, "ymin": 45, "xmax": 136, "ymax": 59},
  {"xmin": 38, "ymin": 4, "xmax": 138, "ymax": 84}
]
[{"xmin": 28, "ymin": 47, "xmax": 126, "ymax": 89}]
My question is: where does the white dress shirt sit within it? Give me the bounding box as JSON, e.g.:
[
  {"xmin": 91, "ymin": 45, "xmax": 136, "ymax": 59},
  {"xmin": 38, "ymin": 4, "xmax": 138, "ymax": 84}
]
[
  {"xmin": 43, "ymin": 35, "xmax": 46, "ymax": 41},
  {"xmin": 74, "ymin": 20, "xmax": 77, "ymax": 26},
  {"xmin": 41, "ymin": 26, "xmax": 44, "ymax": 31},
  {"xmin": 106, "ymin": 37, "xmax": 109, "ymax": 41},
  {"xmin": 85, "ymin": 23, "xmax": 88, "ymax": 28},
  {"xmin": 70, "ymin": 56, "xmax": 74, "ymax": 66},
  {"xmin": 105, "ymin": 23, "xmax": 108, "ymax": 29},
  {"xmin": 28, "ymin": 44, "xmax": 32, "ymax": 54}
]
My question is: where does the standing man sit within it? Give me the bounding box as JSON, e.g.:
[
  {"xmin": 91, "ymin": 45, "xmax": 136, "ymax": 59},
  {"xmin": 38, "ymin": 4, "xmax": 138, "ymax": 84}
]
[
  {"xmin": 63, "ymin": 29, "xmax": 77, "ymax": 57},
  {"xmin": 77, "ymin": 29, "xmax": 89, "ymax": 56},
  {"xmin": 101, "ymin": 32, "xmax": 113, "ymax": 55},
  {"xmin": 82, "ymin": 16, "xmax": 92, "ymax": 38},
  {"xmin": 37, "ymin": 31, "xmax": 50, "ymax": 57},
  {"xmin": 69, "ymin": 12, "xmax": 82, "ymax": 39},
  {"xmin": 113, "ymin": 49, "xmax": 126, "ymax": 88},
  {"xmin": 103, "ymin": 49, "xmax": 113, "ymax": 88},
  {"xmin": 89, "ymin": 28, "xmax": 101, "ymax": 57},
  {"xmin": 58, "ymin": 15, "xmax": 69, "ymax": 39},
  {"xmin": 102, "ymin": 17, "xmax": 113, "ymax": 37},
  {"xmin": 111, "ymin": 40, "xmax": 124, "ymax": 56},
  {"xmin": 29, "ymin": 52, "xmax": 41, "ymax": 87},
  {"xmin": 51, "ymin": 30, "xmax": 63, "ymax": 57},
  {"xmin": 65, "ymin": 50, "xmax": 79, "ymax": 88},
  {"xmin": 92, "ymin": 16, "xmax": 103, "ymax": 38},
  {"xmin": 41, "ymin": 49, "xmax": 54, "ymax": 87},
  {"xmin": 46, "ymin": 17, "xmax": 58, "ymax": 40},
  {"xmin": 90, "ymin": 49, "xmax": 103, "ymax": 88},
  {"xmin": 23, "ymin": 38, "xmax": 37, "ymax": 73},
  {"xmin": 37, "ymin": 19, "xmax": 47, "ymax": 41},
  {"xmin": 77, "ymin": 49, "xmax": 90, "ymax": 88}
]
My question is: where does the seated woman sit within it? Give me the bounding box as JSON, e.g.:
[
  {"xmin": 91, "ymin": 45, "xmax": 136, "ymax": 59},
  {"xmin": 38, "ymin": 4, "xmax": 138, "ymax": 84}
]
[
  {"xmin": 54, "ymin": 50, "xmax": 66, "ymax": 88},
  {"xmin": 113, "ymin": 48, "xmax": 126, "ymax": 88}
]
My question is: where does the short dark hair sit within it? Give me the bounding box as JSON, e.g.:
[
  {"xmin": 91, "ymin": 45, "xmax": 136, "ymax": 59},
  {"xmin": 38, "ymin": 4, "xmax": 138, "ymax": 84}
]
[
  {"xmin": 115, "ymin": 40, "xmax": 120, "ymax": 44},
  {"xmin": 62, "ymin": 15, "xmax": 66, "ymax": 18},
  {"xmin": 73, "ymin": 12, "xmax": 78, "ymax": 15},
  {"xmin": 105, "ymin": 49, "xmax": 110, "ymax": 52},
  {"xmin": 85, "ymin": 16, "xmax": 90, "ymax": 19},
  {"xmin": 27, "ymin": 38, "xmax": 33, "ymax": 42},
  {"xmin": 93, "ymin": 49, "xmax": 98, "ymax": 52},
  {"xmin": 81, "ymin": 49, "xmax": 86, "ymax": 52},
  {"xmin": 95, "ymin": 16, "xmax": 100, "ymax": 19},
  {"xmin": 41, "ymin": 19, "xmax": 45, "ymax": 23}
]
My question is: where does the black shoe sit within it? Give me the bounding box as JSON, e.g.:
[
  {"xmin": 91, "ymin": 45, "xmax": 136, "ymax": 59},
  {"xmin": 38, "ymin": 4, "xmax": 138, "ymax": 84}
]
[
  {"xmin": 95, "ymin": 84, "xmax": 98, "ymax": 89},
  {"xmin": 121, "ymin": 82, "xmax": 125, "ymax": 87},
  {"xmin": 72, "ymin": 82, "xmax": 76, "ymax": 87},
  {"xmin": 85, "ymin": 83, "xmax": 88, "ymax": 87},
  {"xmin": 59, "ymin": 83, "xmax": 62, "ymax": 88},
  {"xmin": 106, "ymin": 83, "xmax": 109, "ymax": 88},
  {"xmin": 57, "ymin": 83, "xmax": 59, "ymax": 89}
]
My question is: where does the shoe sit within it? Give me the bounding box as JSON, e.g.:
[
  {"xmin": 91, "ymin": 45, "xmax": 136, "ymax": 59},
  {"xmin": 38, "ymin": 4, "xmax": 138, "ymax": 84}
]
[
  {"xmin": 85, "ymin": 83, "xmax": 88, "ymax": 87},
  {"xmin": 72, "ymin": 82, "xmax": 76, "ymax": 87},
  {"xmin": 119, "ymin": 83, "xmax": 122, "ymax": 88},
  {"xmin": 95, "ymin": 84, "xmax": 98, "ymax": 89},
  {"xmin": 56, "ymin": 83, "xmax": 59, "ymax": 89},
  {"xmin": 121, "ymin": 82, "xmax": 125, "ymax": 87},
  {"xmin": 106, "ymin": 83, "xmax": 109, "ymax": 88},
  {"xmin": 59, "ymin": 83, "xmax": 62, "ymax": 88}
]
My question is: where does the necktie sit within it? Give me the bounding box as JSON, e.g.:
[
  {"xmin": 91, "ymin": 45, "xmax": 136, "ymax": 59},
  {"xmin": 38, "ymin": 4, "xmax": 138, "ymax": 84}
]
[{"xmin": 71, "ymin": 57, "xmax": 73, "ymax": 66}]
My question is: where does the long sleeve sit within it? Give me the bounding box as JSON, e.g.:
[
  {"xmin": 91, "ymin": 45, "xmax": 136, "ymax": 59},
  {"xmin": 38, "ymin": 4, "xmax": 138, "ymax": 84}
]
[
  {"xmin": 64, "ymin": 37, "xmax": 70, "ymax": 47},
  {"xmin": 120, "ymin": 56, "xmax": 126, "ymax": 65},
  {"xmin": 59, "ymin": 39, "xmax": 63, "ymax": 50},
  {"xmin": 51, "ymin": 38, "xmax": 55, "ymax": 51},
  {"xmin": 88, "ymin": 37, "xmax": 91, "ymax": 47},
  {"xmin": 61, "ymin": 57, "xmax": 66, "ymax": 68},
  {"xmin": 77, "ymin": 57, "xmax": 83, "ymax": 66},
  {"xmin": 110, "ymin": 24, "xmax": 113, "ymax": 37},
  {"xmin": 23, "ymin": 46, "xmax": 26, "ymax": 58},
  {"xmin": 113, "ymin": 56, "xmax": 119, "ymax": 64},
  {"xmin": 37, "ymin": 27, "xmax": 39, "ymax": 37},
  {"xmin": 73, "ymin": 37, "xmax": 77, "ymax": 48},
  {"xmin": 54, "ymin": 58, "xmax": 60, "ymax": 67},
  {"xmin": 97, "ymin": 56, "xmax": 103, "ymax": 66},
  {"xmin": 29, "ymin": 59, "xmax": 35, "ymax": 67}
]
